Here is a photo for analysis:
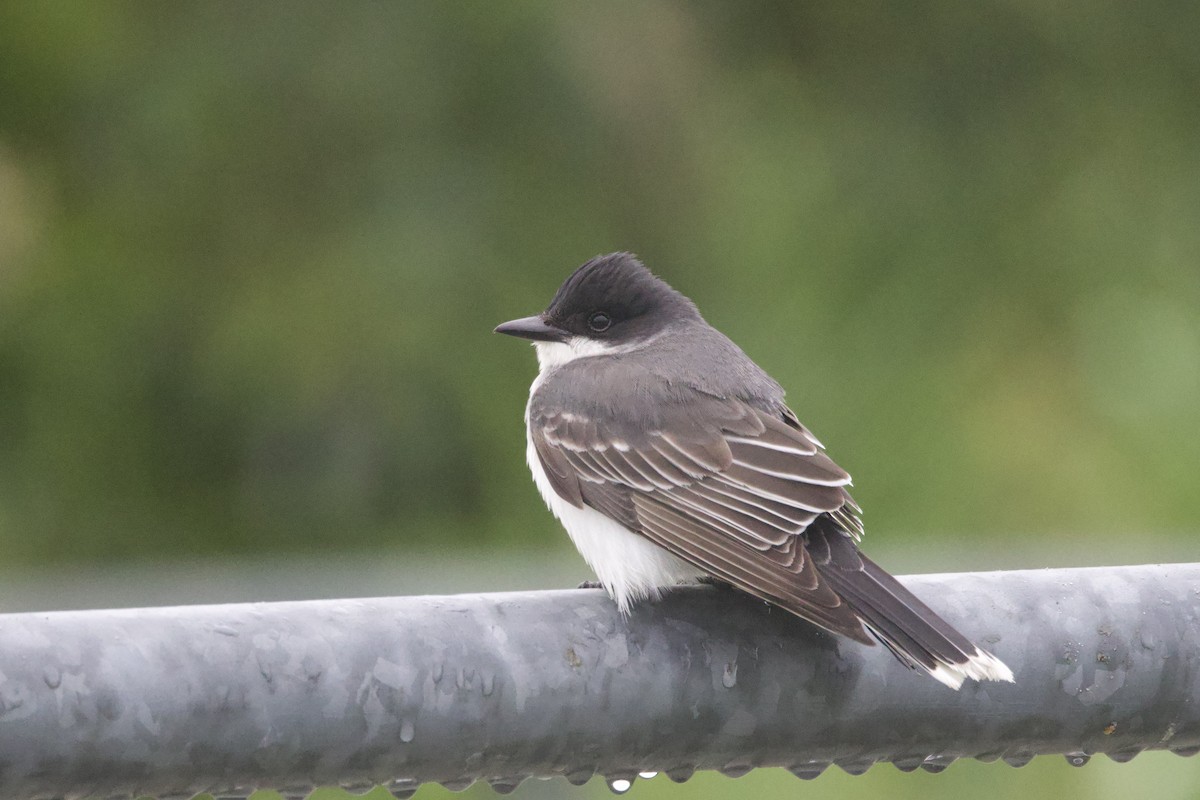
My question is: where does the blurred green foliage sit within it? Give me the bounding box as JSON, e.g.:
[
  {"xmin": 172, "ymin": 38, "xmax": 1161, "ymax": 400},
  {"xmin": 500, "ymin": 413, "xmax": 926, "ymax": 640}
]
[{"xmin": 1, "ymin": 3, "xmax": 1198, "ymax": 568}]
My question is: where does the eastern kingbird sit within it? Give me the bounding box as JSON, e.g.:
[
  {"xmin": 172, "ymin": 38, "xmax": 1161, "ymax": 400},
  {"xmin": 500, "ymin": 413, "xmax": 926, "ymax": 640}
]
[{"xmin": 495, "ymin": 252, "xmax": 1013, "ymax": 689}]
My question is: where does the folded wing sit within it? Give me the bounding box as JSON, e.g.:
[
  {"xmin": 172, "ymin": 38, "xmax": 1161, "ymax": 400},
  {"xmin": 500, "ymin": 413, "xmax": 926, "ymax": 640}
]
[{"xmin": 531, "ymin": 394, "xmax": 871, "ymax": 643}]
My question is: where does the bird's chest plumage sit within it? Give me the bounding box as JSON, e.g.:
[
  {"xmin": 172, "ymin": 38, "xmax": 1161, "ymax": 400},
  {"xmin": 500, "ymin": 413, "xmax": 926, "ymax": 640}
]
[{"xmin": 524, "ymin": 357, "xmax": 704, "ymax": 615}]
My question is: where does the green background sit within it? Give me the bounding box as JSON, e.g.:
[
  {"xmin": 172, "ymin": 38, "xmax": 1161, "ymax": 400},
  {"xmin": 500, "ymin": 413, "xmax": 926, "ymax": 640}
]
[{"xmin": 1, "ymin": 2, "xmax": 1197, "ymax": 797}]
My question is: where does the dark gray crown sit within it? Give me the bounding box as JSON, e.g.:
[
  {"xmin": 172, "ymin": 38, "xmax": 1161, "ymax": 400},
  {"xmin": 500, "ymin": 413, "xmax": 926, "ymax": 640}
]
[{"xmin": 543, "ymin": 253, "xmax": 698, "ymax": 341}]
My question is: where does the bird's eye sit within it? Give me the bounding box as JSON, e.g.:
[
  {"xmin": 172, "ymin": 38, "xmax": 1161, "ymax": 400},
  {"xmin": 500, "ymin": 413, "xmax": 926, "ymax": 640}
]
[{"xmin": 587, "ymin": 311, "xmax": 612, "ymax": 332}]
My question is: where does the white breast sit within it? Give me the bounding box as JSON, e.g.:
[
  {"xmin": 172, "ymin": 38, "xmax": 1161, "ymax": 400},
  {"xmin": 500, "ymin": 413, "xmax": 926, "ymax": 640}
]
[{"xmin": 525, "ymin": 340, "xmax": 705, "ymax": 615}]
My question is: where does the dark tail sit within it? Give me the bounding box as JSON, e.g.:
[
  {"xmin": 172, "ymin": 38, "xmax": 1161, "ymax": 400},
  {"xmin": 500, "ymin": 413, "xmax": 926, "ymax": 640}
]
[{"xmin": 807, "ymin": 522, "xmax": 1014, "ymax": 689}]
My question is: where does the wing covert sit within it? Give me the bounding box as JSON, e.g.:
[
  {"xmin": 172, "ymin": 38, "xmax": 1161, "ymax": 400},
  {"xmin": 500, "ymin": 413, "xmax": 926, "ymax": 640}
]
[{"xmin": 530, "ymin": 396, "xmax": 861, "ymax": 550}]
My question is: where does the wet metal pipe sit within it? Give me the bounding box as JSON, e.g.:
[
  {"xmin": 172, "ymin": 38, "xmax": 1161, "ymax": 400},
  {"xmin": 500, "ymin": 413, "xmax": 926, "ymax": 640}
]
[{"xmin": 0, "ymin": 563, "xmax": 1198, "ymax": 798}]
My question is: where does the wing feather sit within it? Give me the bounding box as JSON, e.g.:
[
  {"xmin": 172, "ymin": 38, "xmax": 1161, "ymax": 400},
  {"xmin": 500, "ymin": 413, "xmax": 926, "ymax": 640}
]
[
  {"xmin": 727, "ymin": 439, "xmax": 851, "ymax": 486},
  {"xmin": 530, "ymin": 426, "xmax": 583, "ymax": 506},
  {"xmin": 661, "ymin": 485, "xmax": 793, "ymax": 549},
  {"xmin": 633, "ymin": 447, "xmax": 695, "ymax": 486},
  {"xmin": 560, "ymin": 449, "xmax": 619, "ymax": 484},
  {"xmin": 529, "ymin": 393, "xmax": 868, "ymax": 640},
  {"xmin": 592, "ymin": 448, "xmax": 658, "ymax": 491},
  {"xmin": 719, "ymin": 464, "xmax": 847, "ymax": 512},
  {"xmin": 692, "ymin": 480, "xmax": 819, "ymax": 528},
  {"xmin": 633, "ymin": 495, "xmax": 871, "ymax": 641}
]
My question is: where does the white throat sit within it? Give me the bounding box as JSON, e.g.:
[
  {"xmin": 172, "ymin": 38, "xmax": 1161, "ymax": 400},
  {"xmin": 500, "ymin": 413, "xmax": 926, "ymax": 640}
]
[{"xmin": 532, "ymin": 337, "xmax": 624, "ymax": 371}]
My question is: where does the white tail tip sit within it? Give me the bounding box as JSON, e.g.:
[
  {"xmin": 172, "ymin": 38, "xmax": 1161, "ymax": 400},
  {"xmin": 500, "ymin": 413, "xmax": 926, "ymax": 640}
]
[{"xmin": 928, "ymin": 648, "xmax": 1015, "ymax": 690}]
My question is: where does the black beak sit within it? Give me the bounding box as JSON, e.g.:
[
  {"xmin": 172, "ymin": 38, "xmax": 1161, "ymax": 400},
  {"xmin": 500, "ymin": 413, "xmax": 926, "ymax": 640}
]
[{"xmin": 494, "ymin": 315, "xmax": 568, "ymax": 343}]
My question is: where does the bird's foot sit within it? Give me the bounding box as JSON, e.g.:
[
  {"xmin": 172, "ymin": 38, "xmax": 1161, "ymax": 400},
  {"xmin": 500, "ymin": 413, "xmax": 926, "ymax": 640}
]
[{"xmin": 577, "ymin": 580, "xmax": 604, "ymax": 590}]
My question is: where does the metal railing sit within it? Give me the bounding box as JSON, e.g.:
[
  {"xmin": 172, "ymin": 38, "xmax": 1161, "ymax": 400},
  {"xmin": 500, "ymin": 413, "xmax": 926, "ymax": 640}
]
[{"xmin": 0, "ymin": 563, "xmax": 1197, "ymax": 798}]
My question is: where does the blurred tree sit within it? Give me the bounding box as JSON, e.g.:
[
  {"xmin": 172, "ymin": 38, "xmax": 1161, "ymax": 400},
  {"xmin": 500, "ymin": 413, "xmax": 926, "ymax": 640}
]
[{"xmin": 0, "ymin": 1, "xmax": 1197, "ymax": 569}]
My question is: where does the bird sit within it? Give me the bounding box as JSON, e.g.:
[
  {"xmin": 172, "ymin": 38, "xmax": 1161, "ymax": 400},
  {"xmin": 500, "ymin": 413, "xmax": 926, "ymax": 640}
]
[{"xmin": 494, "ymin": 252, "xmax": 1013, "ymax": 689}]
